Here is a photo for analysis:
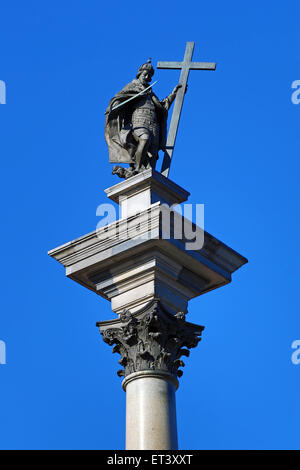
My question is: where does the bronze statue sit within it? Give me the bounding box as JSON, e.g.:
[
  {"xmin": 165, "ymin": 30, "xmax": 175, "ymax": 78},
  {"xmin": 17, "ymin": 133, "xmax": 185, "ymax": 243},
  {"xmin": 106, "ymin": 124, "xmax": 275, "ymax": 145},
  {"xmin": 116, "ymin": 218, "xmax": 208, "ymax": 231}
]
[{"xmin": 105, "ymin": 59, "xmax": 182, "ymax": 179}]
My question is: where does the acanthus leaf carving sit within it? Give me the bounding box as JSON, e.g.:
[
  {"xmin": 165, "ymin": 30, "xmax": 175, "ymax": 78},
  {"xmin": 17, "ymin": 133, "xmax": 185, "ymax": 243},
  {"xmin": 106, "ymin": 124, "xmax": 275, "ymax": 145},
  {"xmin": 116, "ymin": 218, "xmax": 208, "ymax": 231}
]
[{"xmin": 97, "ymin": 300, "xmax": 204, "ymax": 380}]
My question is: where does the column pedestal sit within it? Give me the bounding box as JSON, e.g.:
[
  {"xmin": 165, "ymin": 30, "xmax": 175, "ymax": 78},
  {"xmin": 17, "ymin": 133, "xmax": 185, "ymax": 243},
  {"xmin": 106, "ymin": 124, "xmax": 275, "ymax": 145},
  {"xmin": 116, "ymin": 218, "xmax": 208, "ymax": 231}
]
[{"xmin": 123, "ymin": 371, "xmax": 178, "ymax": 450}]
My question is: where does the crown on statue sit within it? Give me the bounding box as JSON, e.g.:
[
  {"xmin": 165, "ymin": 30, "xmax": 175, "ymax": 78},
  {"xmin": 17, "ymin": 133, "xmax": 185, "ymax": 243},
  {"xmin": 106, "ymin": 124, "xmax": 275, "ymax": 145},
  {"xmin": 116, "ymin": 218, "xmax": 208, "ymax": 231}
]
[{"xmin": 136, "ymin": 58, "xmax": 154, "ymax": 78}]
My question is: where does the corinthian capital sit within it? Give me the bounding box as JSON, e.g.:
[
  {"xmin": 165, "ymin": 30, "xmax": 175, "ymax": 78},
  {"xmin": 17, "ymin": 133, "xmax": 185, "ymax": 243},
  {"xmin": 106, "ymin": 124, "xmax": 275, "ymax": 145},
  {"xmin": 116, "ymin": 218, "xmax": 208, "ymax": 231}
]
[{"xmin": 96, "ymin": 300, "xmax": 204, "ymax": 381}]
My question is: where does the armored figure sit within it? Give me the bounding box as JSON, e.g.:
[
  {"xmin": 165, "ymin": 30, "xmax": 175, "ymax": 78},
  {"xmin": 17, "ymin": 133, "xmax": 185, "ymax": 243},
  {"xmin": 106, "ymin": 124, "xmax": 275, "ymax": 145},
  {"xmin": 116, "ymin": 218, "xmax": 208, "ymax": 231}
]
[{"xmin": 105, "ymin": 59, "xmax": 182, "ymax": 179}]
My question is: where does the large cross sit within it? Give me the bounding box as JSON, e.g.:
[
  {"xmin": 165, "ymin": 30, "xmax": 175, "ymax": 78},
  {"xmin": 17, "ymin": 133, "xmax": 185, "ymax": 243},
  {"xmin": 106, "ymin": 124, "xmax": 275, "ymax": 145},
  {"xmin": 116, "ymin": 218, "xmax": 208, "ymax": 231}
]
[{"xmin": 157, "ymin": 42, "xmax": 216, "ymax": 178}]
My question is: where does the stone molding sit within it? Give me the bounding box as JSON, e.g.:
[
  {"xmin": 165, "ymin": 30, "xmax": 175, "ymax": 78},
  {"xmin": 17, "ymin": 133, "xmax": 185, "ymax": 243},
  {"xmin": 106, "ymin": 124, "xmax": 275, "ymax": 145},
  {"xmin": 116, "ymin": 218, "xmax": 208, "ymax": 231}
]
[{"xmin": 122, "ymin": 370, "xmax": 180, "ymax": 391}]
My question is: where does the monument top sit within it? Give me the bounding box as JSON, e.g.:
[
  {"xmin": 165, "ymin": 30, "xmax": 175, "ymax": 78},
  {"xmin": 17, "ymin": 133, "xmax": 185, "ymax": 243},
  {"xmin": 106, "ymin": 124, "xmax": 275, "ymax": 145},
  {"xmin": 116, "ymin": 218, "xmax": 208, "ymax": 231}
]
[{"xmin": 105, "ymin": 42, "xmax": 216, "ymax": 180}]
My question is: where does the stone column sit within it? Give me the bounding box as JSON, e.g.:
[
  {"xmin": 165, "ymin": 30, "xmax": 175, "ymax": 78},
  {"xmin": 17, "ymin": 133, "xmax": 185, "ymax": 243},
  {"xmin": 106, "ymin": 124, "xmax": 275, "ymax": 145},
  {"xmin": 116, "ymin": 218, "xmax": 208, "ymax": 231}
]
[
  {"xmin": 97, "ymin": 300, "xmax": 204, "ymax": 450},
  {"xmin": 123, "ymin": 371, "xmax": 178, "ymax": 450}
]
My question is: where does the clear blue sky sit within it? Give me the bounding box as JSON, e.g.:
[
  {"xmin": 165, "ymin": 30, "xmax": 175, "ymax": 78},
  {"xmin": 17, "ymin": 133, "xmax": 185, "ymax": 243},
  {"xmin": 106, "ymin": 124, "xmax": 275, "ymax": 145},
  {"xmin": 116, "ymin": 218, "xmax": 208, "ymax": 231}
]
[{"xmin": 0, "ymin": 0, "xmax": 299, "ymax": 450}]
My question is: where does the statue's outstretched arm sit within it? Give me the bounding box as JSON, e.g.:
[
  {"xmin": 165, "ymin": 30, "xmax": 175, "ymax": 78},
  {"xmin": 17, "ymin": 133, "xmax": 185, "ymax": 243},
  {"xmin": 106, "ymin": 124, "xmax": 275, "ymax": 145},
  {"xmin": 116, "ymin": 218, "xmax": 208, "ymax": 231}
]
[{"xmin": 161, "ymin": 84, "xmax": 187, "ymax": 110}]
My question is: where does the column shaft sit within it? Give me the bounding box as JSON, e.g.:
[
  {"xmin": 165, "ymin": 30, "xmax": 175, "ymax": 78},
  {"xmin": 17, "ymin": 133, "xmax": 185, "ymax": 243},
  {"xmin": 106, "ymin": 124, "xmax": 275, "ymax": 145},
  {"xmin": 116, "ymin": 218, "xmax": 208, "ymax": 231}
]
[{"xmin": 124, "ymin": 372, "xmax": 178, "ymax": 450}]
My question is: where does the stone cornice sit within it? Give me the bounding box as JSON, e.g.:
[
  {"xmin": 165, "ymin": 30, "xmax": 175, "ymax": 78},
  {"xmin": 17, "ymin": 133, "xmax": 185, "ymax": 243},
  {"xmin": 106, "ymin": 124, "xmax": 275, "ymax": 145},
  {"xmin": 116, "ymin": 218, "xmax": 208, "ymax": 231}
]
[{"xmin": 48, "ymin": 205, "xmax": 247, "ymax": 278}]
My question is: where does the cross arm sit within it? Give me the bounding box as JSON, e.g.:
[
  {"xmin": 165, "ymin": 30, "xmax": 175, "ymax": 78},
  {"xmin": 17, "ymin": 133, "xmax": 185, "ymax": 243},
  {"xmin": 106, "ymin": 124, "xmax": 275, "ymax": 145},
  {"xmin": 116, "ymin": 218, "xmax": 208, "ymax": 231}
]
[
  {"xmin": 157, "ymin": 61, "xmax": 183, "ymax": 69},
  {"xmin": 157, "ymin": 61, "xmax": 216, "ymax": 71},
  {"xmin": 189, "ymin": 62, "xmax": 216, "ymax": 70}
]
